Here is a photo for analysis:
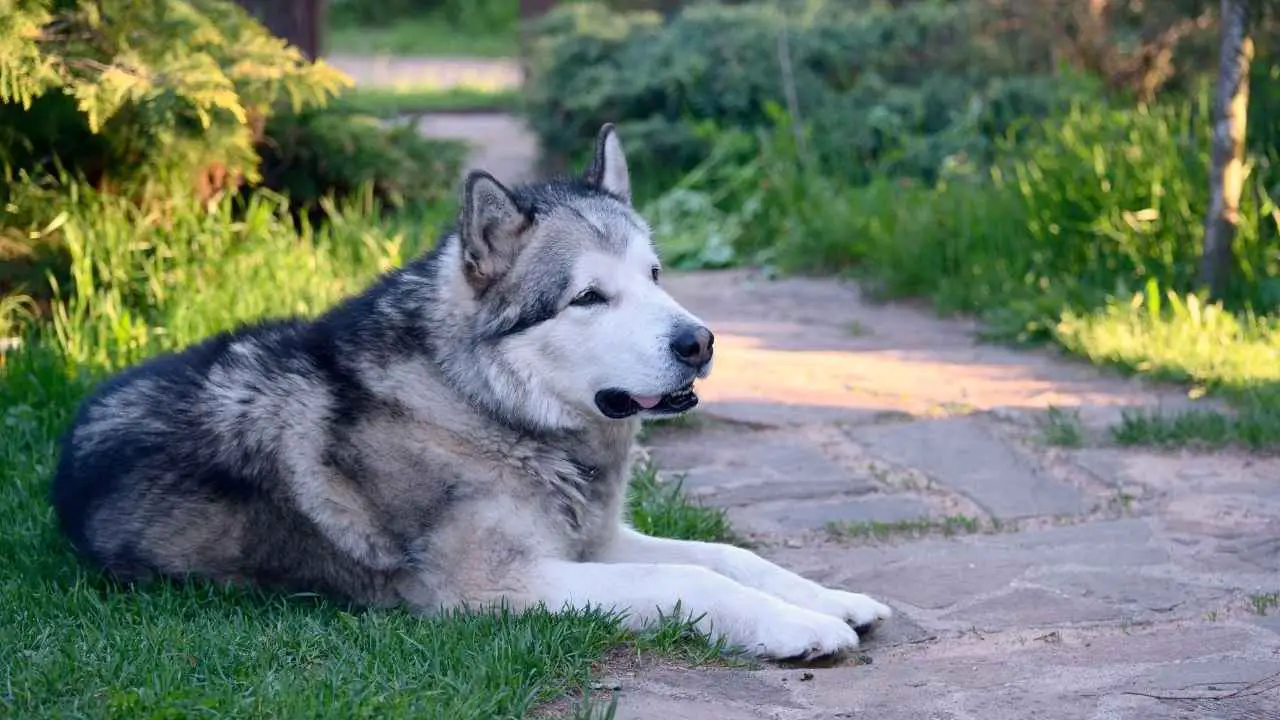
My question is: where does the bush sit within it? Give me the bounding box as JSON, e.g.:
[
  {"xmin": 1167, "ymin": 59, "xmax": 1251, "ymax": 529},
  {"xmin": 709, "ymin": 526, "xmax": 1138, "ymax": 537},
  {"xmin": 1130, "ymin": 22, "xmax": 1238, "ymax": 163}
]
[
  {"xmin": 256, "ymin": 110, "xmax": 468, "ymax": 218},
  {"xmin": 657, "ymin": 85, "xmax": 1279, "ymax": 332},
  {"xmin": 523, "ymin": 0, "xmax": 1086, "ymax": 188},
  {"xmin": 0, "ymin": 0, "xmax": 349, "ymax": 198}
]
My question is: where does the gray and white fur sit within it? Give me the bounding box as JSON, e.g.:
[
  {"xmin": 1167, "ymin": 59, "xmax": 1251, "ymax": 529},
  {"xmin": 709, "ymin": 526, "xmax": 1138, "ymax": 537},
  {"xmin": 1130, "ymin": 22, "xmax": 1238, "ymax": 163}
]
[{"xmin": 51, "ymin": 125, "xmax": 891, "ymax": 660}]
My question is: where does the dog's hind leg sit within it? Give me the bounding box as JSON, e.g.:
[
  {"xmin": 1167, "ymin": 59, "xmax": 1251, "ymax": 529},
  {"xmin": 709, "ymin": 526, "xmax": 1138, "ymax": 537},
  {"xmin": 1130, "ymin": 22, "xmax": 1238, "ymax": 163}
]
[
  {"xmin": 530, "ymin": 558, "xmax": 860, "ymax": 661},
  {"xmin": 595, "ymin": 526, "xmax": 892, "ymax": 632}
]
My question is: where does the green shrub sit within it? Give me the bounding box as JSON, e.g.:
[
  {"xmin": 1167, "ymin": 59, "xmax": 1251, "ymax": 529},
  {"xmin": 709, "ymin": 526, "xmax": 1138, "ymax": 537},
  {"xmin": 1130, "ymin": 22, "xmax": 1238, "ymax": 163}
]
[
  {"xmin": 523, "ymin": 0, "xmax": 1084, "ymax": 187},
  {"xmin": 0, "ymin": 0, "xmax": 349, "ymax": 198},
  {"xmin": 658, "ymin": 85, "xmax": 1278, "ymax": 330},
  {"xmin": 256, "ymin": 110, "xmax": 468, "ymax": 216}
]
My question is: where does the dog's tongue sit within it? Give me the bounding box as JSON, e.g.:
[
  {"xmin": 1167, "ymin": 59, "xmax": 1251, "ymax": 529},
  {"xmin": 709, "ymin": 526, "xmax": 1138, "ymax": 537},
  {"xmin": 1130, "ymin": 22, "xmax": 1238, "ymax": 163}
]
[{"xmin": 632, "ymin": 395, "xmax": 662, "ymax": 409}]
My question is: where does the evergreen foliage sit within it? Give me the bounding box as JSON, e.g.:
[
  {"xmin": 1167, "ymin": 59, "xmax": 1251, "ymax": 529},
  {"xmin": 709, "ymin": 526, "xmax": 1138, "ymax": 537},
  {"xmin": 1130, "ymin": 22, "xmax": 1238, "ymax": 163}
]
[{"xmin": 0, "ymin": 0, "xmax": 351, "ymax": 195}]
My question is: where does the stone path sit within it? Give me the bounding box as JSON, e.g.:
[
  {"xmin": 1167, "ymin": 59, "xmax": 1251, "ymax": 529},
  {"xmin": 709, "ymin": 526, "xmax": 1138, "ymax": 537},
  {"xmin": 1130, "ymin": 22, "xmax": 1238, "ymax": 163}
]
[
  {"xmin": 615, "ymin": 269, "xmax": 1280, "ymax": 720},
  {"xmin": 325, "ymin": 54, "xmax": 522, "ymax": 91},
  {"xmin": 325, "ymin": 54, "xmax": 539, "ymax": 185}
]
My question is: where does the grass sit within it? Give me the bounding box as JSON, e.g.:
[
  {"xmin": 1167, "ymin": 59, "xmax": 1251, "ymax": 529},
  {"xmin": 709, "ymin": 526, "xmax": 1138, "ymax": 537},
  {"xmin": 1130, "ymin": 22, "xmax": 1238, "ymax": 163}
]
[
  {"xmin": 1055, "ymin": 284, "xmax": 1280, "ymax": 450},
  {"xmin": 331, "ymin": 86, "xmax": 522, "ymax": 117},
  {"xmin": 825, "ymin": 515, "xmax": 986, "ymax": 542},
  {"xmin": 1039, "ymin": 406, "xmax": 1085, "ymax": 448},
  {"xmin": 1248, "ymin": 593, "xmax": 1280, "ymax": 616},
  {"xmin": 0, "ymin": 186, "xmax": 738, "ymax": 718},
  {"xmin": 628, "ymin": 462, "xmax": 738, "ymax": 546},
  {"xmin": 327, "ymin": 16, "xmax": 517, "ymax": 57}
]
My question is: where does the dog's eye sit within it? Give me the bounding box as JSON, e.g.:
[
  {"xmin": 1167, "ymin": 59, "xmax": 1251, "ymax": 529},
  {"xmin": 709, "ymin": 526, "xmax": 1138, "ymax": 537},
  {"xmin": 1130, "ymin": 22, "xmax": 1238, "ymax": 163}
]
[
  {"xmin": 570, "ymin": 289, "xmax": 608, "ymax": 308},
  {"xmin": 651, "ymin": 266, "xmax": 661, "ymax": 284}
]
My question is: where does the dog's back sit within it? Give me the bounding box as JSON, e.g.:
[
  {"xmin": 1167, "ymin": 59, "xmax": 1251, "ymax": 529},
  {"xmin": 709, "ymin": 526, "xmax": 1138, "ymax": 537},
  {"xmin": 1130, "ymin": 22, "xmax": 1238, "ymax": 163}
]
[{"xmin": 51, "ymin": 317, "xmax": 402, "ymax": 603}]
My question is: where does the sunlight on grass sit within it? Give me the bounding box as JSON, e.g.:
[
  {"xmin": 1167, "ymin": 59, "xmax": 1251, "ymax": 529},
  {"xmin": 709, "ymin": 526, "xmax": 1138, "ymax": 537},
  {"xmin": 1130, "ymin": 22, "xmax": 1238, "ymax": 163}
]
[
  {"xmin": 1056, "ymin": 280, "xmax": 1280, "ymax": 448},
  {"xmin": 332, "ymin": 86, "xmax": 521, "ymax": 117},
  {"xmin": 328, "ymin": 16, "xmax": 516, "ymax": 57},
  {"xmin": 1055, "ymin": 281, "xmax": 1280, "ymax": 398}
]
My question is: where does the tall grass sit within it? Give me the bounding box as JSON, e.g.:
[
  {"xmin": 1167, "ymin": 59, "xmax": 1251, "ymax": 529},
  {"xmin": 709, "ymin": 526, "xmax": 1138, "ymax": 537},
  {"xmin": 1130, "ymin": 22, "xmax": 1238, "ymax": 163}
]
[{"xmin": 834, "ymin": 96, "xmax": 1276, "ymax": 323}]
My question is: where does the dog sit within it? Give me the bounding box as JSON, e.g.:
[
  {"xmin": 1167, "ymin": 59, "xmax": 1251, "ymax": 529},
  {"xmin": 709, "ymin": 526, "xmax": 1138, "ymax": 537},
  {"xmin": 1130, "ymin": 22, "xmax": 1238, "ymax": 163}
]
[{"xmin": 51, "ymin": 124, "xmax": 891, "ymax": 660}]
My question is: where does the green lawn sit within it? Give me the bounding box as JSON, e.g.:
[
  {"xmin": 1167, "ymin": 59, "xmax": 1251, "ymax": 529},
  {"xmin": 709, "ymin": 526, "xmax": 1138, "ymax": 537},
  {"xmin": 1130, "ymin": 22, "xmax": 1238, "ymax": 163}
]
[
  {"xmin": 327, "ymin": 16, "xmax": 517, "ymax": 57},
  {"xmin": 0, "ymin": 190, "xmax": 734, "ymax": 719},
  {"xmin": 1053, "ymin": 284, "xmax": 1280, "ymax": 450},
  {"xmin": 331, "ymin": 86, "xmax": 522, "ymax": 117}
]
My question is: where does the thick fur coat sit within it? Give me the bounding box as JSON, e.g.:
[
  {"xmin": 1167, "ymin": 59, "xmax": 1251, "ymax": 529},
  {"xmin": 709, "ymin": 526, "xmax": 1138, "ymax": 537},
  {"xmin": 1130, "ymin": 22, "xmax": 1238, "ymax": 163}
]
[{"xmin": 52, "ymin": 125, "xmax": 891, "ymax": 660}]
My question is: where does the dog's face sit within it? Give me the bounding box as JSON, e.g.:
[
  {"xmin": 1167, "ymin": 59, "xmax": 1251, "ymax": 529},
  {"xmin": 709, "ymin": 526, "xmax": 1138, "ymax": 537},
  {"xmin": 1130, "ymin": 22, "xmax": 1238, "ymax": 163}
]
[{"xmin": 456, "ymin": 125, "xmax": 714, "ymax": 429}]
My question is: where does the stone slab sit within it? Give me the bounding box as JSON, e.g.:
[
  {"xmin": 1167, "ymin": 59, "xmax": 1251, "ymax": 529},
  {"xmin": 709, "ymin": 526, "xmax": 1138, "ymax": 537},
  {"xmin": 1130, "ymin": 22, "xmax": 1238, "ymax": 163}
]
[
  {"xmin": 939, "ymin": 587, "xmax": 1122, "ymax": 629},
  {"xmin": 728, "ymin": 495, "xmax": 933, "ymax": 534},
  {"xmin": 1031, "ymin": 569, "xmax": 1228, "ymax": 619},
  {"xmin": 613, "ymin": 623, "xmax": 1279, "ymax": 720},
  {"xmin": 646, "ymin": 429, "xmax": 878, "ymax": 502},
  {"xmin": 854, "ymin": 416, "xmax": 1087, "ymax": 519},
  {"xmin": 765, "ymin": 520, "xmax": 1168, "ymax": 613}
]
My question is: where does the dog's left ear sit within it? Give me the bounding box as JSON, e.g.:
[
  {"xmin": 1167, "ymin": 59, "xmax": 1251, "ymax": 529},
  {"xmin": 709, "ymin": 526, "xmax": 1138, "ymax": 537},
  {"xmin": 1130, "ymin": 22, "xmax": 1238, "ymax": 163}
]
[
  {"xmin": 459, "ymin": 170, "xmax": 530, "ymax": 291},
  {"xmin": 583, "ymin": 123, "xmax": 631, "ymax": 205}
]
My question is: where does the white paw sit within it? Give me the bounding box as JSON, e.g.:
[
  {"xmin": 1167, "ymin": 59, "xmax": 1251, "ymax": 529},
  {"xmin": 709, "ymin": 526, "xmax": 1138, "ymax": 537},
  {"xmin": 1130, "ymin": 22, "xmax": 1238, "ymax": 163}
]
[
  {"xmin": 743, "ymin": 605, "xmax": 861, "ymax": 660},
  {"xmin": 805, "ymin": 589, "xmax": 894, "ymax": 628}
]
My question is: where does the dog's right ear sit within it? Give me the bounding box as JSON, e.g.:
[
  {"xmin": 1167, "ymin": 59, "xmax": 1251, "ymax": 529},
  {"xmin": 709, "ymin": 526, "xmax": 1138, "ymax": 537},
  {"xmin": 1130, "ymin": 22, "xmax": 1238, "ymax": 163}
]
[
  {"xmin": 459, "ymin": 170, "xmax": 529, "ymax": 291},
  {"xmin": 583, "ymin": 123, "xmax": 631, "ymax": 205}
]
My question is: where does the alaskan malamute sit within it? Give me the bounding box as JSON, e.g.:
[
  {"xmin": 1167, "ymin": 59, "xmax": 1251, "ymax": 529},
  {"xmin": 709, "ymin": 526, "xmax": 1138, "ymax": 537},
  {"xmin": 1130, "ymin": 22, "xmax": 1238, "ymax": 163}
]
[{"xmin": 52, "ymin": 124, "xmax": 891, "ymax": 659}]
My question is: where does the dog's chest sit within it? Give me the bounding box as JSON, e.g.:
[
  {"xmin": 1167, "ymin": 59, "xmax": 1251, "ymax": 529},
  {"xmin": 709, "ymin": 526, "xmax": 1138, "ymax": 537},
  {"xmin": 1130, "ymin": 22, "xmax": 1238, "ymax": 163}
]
[{"xmin": 522, "ymin": 452, "xmax": 624, "ymax": 538}]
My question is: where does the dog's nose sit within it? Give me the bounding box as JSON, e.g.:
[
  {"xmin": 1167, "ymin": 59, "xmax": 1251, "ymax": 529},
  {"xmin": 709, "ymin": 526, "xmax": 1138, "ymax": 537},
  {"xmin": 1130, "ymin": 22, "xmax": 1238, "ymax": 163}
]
[{"xmin": 670, "ymin": 325, "xmax": 714, "ymax": 367}]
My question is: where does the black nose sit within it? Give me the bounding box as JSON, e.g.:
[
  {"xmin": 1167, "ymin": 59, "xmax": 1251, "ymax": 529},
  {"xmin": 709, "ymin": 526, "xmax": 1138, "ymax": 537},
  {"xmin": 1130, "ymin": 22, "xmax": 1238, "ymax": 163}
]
[{"xmin": 670, "ymin": 325, "xmax": 714, "ymax": 367}]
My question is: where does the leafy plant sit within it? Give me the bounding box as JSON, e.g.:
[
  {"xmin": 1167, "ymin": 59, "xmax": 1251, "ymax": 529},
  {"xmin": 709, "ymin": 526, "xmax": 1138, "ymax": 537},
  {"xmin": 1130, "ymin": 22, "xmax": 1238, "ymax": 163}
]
[{"xmin": 0, "ymin": 0, "xmax": 350, "ymax": 197}]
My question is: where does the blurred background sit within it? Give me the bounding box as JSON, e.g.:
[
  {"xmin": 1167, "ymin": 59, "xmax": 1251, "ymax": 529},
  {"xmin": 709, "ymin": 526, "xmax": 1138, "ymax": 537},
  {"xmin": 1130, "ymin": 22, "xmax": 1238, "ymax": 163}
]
[{"xmin": 1, "ymin": 0, "xmax": 1278, "ymax": 424}]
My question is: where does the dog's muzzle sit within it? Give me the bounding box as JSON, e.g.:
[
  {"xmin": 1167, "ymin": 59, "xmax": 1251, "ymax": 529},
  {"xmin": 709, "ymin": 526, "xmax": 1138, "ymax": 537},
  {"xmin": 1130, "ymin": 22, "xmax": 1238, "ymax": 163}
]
[{"xmin": 594, "ymin": 383, "xmax": 699, "ymax": 419}]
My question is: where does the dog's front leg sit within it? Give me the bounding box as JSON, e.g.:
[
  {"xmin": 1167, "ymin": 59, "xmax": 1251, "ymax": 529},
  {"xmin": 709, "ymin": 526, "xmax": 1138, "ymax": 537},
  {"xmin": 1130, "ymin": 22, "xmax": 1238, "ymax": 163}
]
[
  {"xmin": 532, "ymin": 558, "xmax": 859, "ymax": 660},
  {"xmin": 596, "ymin": 526, "xmax": 892, "ymax": 630}
]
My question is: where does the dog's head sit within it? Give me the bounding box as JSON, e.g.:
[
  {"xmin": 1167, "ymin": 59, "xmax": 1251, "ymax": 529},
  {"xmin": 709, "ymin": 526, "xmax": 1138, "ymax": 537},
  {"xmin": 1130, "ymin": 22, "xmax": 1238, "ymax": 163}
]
[{"xmin": 445, "ymin": 124, "xmax": 713, "ymax": 431}]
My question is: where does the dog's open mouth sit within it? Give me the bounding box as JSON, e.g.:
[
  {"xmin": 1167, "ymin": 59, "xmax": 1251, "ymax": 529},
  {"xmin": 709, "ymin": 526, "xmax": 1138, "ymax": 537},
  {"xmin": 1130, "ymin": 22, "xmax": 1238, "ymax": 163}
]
[{"xmin": 594, "ymin": 384, "xmax": 698, "ymax": 419}]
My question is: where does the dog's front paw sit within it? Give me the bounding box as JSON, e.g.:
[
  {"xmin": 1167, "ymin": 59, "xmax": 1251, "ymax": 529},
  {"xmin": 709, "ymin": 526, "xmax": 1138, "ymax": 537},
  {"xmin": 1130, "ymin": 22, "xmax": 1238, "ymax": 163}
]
[
  {"xmin": 743, "ymin": 606, "xmax": 861, "ymax": 661},
  {"xmin": 806, "ymin": 589, "xmax": 893, "ymax": 630}
]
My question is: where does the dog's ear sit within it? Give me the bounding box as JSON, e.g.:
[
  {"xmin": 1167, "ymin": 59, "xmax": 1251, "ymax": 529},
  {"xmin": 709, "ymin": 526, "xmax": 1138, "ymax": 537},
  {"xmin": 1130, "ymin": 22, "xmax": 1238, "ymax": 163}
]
[
  {"xmin": 459, "ymin": 170, "xmax": 530, "ymax": 291},
  {"xmin": 583, "ymin": 123, "xmax": 631, "ymax": 205}
]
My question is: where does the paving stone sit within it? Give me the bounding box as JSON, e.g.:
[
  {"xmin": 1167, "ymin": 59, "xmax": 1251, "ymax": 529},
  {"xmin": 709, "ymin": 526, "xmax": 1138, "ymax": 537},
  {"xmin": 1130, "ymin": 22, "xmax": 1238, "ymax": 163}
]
[
  {"xmin": 681, "ymin": 470, "xmax": 877, "ymax": 505},
  {"xmin": 1067, "ymin": 448, "xmax": 1129, "ymax": 488},
  {"xmin": 765, "ymin": 520, "xmax": 1169, "ymax": 612},
  {"xmin": 939, "ymin": 587, "xmax": 1122, "ymax": 628},
  {"xmin": 646, "ymin": 430, "xmax": 878, "ymax": 501},
  {"xmin": 1031, "ymin": 569, "xmax": 1227, "ymax": 618},
  {"xmin": 857, "ymin": 608, "xmax": 935, "ymax": 649},
  {"xmin": 784, "ymin": 625, "xmax": 1279, "ymax": 720},
  {"xmin": 1132, "ymin": 658, "xmax": 1280, "ymax": 694},
  {"xmin": 985, "ymin": 517, "xmax": 1156, "ymax": 550},
  {"xmin": 854, "ymin": 416, "xmax": 1088, "ymax": 519},
  {"xmin": 1251, "ymin": 612, "xmax": 1280, "ymax": 637},
  {"xmin": 860, "ymin": 555, "xmax": 1033, "ymax": 611},
  {"xmin": 699, "ymin": 401, "xmax": 891, "ymax": 428},
  {"xmin": 768, "ymin": 541, "xmax": 1034, "ymax": 611},
  {"xmin": 728, "ymin": 495, "xmax": 932, "ymax": 534},
  {"xmin": 614, "ymin": 667, "xmax": 799, "ymax": 720},
  {"xmin": 612, "ymin": 694, "xmax": 774, "ymax": 720}
]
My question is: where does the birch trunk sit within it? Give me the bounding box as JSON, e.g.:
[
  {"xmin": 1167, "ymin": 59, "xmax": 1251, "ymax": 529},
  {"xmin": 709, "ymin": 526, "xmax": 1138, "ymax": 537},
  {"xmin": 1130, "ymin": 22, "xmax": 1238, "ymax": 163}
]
[{"xmin": 1199, "ymin": 0, "xmax": 1253, "ymax": 299}]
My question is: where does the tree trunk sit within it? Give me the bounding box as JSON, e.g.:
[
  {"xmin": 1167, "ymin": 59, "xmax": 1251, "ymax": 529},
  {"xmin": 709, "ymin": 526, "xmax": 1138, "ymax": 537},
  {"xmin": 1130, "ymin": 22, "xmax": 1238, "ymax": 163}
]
[
  {"xmin": 519, "ymin": 0, "xmax": 559, "ymax": 85},
  {"xmin": 1200, "ymin": 0, "xmax": 1253, "ymax": 299},
  {"xmin": 233, "ymin": 0, "xmax": 325, "ymax": 60}
]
